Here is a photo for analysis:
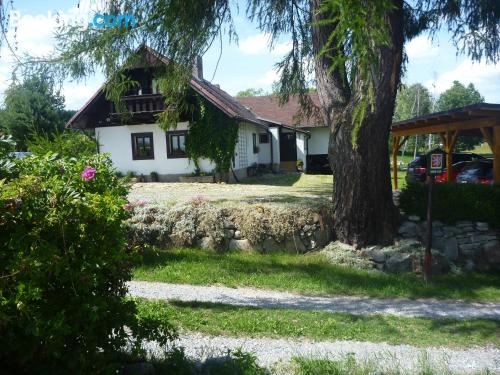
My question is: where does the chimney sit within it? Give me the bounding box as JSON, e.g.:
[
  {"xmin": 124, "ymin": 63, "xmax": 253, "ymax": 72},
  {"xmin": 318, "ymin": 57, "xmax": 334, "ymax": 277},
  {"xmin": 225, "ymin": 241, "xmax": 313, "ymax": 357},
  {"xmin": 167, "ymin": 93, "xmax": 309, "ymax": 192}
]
[{"xmin": 192, "ymin": 55, "xmax": 203, "ymax": 80}]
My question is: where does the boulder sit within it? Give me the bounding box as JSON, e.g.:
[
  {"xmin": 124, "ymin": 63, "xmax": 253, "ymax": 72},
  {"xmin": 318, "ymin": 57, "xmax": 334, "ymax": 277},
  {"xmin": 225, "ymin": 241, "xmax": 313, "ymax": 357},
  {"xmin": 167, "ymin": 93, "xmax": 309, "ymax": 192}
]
[
  {"xmin": 261, "ymin": 237, "xmax": 283, "ymax": 253},
  {"xmin": 229, "ymin": 239, "xmax": 254, "ymax": 252},
  {"xmin": 386, "ymin": 253, "xmax": 412, "ymax": 273},
  {"xmin": 283, "ymin": 237, "xmax": 307, "ymax": 253},
  {"xmin": 398, "ymin": 221, "xmax": 420, "ymax": 237},
  {"xmin": 476, "ymin": 222, "xmax": 489, "ymax": 231},
  {"xmin": 484, "ymin": 241, "xmax": 500, "ymax": 264},
  {"xmin": 442, "ymin": 237, "xmax": 459, "ymax": 261},
  {"xmin": 408, "ymin": 215, "xmax": 420, "ymax": 222},
  {"xmin": 361, "ymin": 247, "xmax": 386, "ymax": 263},
  {"xmin": 459, "ymin": 243, "xmax": 481, "ymax": 256},
  {"xmin": 198, "ymin": 236, "xmax": 216, "ymax": 250},
  {"xmin": 223, "ymin": 219, "xmax": 235, "ymax": 229},
  {"xmin": 224, "ymin": 229, "xmax": 235, "ymax": 238},
  {"xmin": 233, "ymin": 230, "xmax": 242, "ymax": 239},
  {"xmin": 464, "ymin": 259, "xmax": 475, "ymax": 272}
]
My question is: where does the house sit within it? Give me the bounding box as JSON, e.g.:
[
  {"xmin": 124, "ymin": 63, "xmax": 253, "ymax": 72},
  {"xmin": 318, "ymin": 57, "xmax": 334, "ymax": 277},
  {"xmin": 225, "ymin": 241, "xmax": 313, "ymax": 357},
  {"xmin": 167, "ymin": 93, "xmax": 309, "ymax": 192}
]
[
  {"xmin": 67, "ymin": 45, "xmax": 330, "ymax": 180},
  {"xmin": 237, "ymin": 94, "xmax": 331, "ymax": 174}
]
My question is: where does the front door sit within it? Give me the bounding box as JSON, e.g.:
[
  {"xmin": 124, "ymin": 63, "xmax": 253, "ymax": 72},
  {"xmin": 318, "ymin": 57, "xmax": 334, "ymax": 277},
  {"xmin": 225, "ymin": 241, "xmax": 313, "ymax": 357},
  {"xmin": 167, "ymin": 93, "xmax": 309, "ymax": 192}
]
[{"xmin": 280, "ymin": 131, "xmax": 297, "ymax": 161}]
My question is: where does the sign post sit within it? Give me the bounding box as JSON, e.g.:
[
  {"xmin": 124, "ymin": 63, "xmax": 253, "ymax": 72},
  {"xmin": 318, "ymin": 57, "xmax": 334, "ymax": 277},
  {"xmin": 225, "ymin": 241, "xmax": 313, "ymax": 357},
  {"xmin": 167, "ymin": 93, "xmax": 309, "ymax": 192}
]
[{"xmin": 424, "ymin": 148, "xmax": 445, "ymax": 282}]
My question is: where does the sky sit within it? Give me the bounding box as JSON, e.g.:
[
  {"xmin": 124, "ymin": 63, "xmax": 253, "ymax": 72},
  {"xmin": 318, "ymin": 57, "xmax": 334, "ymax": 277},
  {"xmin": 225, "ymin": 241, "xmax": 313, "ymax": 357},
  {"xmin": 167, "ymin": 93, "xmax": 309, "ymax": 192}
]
[{"xmin": 0, "ymin": 0, "xmax": 499, "ymax": 110}]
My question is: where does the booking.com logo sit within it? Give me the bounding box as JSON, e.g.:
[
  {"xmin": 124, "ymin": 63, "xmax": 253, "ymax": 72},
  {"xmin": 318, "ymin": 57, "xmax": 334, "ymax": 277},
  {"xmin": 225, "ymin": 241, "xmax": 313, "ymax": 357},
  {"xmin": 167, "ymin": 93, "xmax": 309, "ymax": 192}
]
[{"xmin": 88, "ymin": 14, "xmax": 137, "ymax": 28}]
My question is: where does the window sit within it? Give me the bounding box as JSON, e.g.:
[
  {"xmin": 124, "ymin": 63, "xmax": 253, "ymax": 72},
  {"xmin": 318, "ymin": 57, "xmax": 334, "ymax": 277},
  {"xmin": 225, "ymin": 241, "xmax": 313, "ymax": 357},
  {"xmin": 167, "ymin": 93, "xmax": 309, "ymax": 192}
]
[
  {"xmin": 252, "ymin": 133, "xmax": 258, "ymax": 154},
  {"xmin": 167, "ymin": 131, "xmax": 187, "ymax": 158},
  {"xmin": 131, "ymin": 132, "xmax": 154, "ymax": 160},
  {"xmin": 259, "ymin": 133, "xmax": 269, "ymax": 144}
]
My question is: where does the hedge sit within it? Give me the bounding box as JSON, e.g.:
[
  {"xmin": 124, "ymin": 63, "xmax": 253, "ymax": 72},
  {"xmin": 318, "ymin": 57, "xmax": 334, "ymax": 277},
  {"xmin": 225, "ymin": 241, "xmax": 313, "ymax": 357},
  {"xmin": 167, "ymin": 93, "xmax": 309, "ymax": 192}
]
[{"xmin": 399, "ymin": 182, "xmax": 500, "ymax": 228}]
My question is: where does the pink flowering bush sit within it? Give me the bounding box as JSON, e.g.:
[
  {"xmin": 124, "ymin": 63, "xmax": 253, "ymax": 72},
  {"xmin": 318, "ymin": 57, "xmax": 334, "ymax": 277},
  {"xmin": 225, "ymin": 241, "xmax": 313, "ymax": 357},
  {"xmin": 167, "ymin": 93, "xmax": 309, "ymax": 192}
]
[
  {"xmin": 0, "ymin": 153, "xmax": 174, "ymax": 373},
  {"xmin": 81, "ymin": 166, "xmax": 96, "ymax": 181}
]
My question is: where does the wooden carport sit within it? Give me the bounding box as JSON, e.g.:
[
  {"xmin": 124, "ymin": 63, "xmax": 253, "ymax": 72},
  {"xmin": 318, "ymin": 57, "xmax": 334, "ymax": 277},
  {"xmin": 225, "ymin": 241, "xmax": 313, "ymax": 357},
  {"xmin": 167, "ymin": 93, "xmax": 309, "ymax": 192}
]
[{"xmin": 390, "ymin": 103, "xmax": 500, "ymax": 189}]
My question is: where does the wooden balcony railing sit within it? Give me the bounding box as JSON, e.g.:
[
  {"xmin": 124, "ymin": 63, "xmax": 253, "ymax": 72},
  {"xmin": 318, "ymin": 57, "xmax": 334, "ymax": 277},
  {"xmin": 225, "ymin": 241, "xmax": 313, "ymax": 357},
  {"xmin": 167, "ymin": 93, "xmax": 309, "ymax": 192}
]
[{"xmin": 110, "ymin": 94, "xmax": 165, "ymax": 114}]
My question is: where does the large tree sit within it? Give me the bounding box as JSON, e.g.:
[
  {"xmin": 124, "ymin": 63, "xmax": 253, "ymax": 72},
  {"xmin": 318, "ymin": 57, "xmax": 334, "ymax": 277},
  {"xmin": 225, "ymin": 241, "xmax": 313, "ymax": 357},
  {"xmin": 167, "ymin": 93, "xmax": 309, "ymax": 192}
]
[
  {"xmin": 23, "ymin": 0, "xmax": 499, "ymax": 246},
  {"xmin": 437, "ymin": 80, "xmax": 485, "ymax": 151},
  {"xmin": 0, "ymin": 73, "xmax": 74, "ymax": 150}
]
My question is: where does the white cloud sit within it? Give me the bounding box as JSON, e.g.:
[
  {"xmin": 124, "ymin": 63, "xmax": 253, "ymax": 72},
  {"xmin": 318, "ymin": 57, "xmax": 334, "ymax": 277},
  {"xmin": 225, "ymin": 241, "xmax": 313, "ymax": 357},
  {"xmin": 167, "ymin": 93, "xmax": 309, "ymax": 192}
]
[
  {"xmin": 257, "ymin": 68, "xmax": 280, "ymax": 85},
  {"xmin": 405, "ymin": 35, "xmax": 439, "ymax": 60},
  {"xmin": 425, "ymin": 59, "xmax": 500, "ymax": 102},
  {"xmin": 239, "ymin": 33, "xmax": 291, "ymax": 56}
]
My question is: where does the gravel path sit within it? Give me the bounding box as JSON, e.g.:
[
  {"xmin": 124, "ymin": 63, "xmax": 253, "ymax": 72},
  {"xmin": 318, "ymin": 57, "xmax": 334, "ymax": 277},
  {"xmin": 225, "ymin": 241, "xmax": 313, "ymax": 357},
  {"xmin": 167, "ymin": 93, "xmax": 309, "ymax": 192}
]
[
  {"xmin": 128, "ymin": 281, "xmax": 500, "ymax": 320},
  {"xmin": 143, "ymin": 332, "xmax": 500, "ymax": 373}
]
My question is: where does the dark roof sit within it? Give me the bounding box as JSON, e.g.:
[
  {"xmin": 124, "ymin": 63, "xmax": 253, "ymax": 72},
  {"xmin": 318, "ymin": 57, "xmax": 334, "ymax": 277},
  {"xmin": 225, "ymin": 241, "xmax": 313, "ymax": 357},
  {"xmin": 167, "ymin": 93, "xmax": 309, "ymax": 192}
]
[
  {"xmin": 236, "ymin": 94, "xmax": 324, "ymax": 128},
  {"xmin": 391, "ymin": 103, "xmax": 500, "ymax": 136},
  {"xmin": 66, "ymin": 45, "xmax": 266, "ymax": 129}
]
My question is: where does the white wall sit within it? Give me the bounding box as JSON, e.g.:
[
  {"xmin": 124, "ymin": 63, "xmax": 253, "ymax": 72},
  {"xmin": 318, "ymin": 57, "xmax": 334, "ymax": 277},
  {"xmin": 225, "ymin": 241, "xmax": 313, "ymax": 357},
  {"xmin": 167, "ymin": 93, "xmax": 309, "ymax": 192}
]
[
  {"xmin": 296, "ymin": 132, "xmax": 307, "ymax": 170},
  {"xmin": 269, "ymin": 127, "xmax": 280, "ymax": 165},
  {"xmin": 308, "ymin": 126, "xmax": 329, "ymax": 155},
  {"xmin": 95, "ymin": 122, "xmax": 214, "ymax": 176},
  {"xmin": 258, "ymin": 132, "xmax": 271, "ymax": 165}
]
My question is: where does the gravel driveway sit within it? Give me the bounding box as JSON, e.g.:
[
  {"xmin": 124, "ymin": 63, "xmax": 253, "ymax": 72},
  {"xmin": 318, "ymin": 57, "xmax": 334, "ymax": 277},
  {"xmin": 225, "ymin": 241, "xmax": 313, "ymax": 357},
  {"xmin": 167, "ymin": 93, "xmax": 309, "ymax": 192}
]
[
  {"xmin": 143, "ymin": 332, "xmax": 500, "ymax": 373},
  {"xmin": 128, "ymin": 281, "xmax": 500, "ymax": 320}
]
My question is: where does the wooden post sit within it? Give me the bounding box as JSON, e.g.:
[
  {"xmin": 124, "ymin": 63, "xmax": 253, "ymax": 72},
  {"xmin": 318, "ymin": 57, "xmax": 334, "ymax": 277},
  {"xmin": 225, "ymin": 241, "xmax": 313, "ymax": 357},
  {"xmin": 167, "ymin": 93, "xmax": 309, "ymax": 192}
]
[
  {"xmin": 424, "ymin": 174, "xmax": 434, "ymax": 282},
  {"xmin": 494, "ymin": 127, "xmax": 500, "ymax": 184},
  {"xmin": 444, "ymin": 130, "xmax": 459, "ymax": 182},
  {"xmin": 392, "ymin": 136, "xmax": 400, "ymax": 190}
]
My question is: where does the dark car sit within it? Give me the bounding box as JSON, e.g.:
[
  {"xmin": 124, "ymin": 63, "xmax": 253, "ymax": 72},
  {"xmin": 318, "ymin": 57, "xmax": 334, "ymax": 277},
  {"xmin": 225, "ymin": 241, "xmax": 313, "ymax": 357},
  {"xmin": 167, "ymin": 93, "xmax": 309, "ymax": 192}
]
[
  {"xmin": 406, "ymin": 153, "xmax": 485, "ymax": 183},
  {"xmin": 435, "ymin": 161, "xmax": 469, "ymax": 183},
  {"xmin": 456, "ymin": 160, "xmax": 493, "ymax": 184}
]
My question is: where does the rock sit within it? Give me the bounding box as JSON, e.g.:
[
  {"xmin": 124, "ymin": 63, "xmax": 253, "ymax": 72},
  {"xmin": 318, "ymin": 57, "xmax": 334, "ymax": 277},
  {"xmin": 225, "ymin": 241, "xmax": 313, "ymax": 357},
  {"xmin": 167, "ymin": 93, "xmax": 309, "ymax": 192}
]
[
  {"xmin": 386, "ymin": 253, "xmax": 412, "ymax": 273},
  {"xmin": 398, "ymin": 221, "xmax": 420, "ymax": 237},
  {"xmin": 433, "ymin": 220, "xmax": 444, "ymax": 228},
  {"xmin": 233, "ymin": 230, "xmax": 242, "ymax": 239},
  {"xmin": 224, "ymin": 229, "xmax": 235, "ymax": 238},
  {"xmin": 314, "ymin": 228, "xmax": 329, "ymax": 248},
  {"xmin": 361, "ymin": 247, "xmax": 387, "ymax": 263},
  {"xmin": 442, "ymin": 237, "xmax": 459, "ymax": 261},
  {"xmin": 198, "ymin": 236, "xmax": 216, "ymax": 250},
  {"xmin": 229, "ymin": 239, "xmax": 254, "ymax": 252},
  {"xmin": 123, "ymin": 362, "xmax": 155, "ymax": 375},
  {"xmin": 459, "ymin": 243, "xmax": 481, "ymax": 256},
  {"xmin": 484, "ymin": 241, "xmax": 500, "ymax": 264},
  {"xmin": 464, "ymin": 259, "xmax": 475, "ymax": 272},
  {"xmin": 261, "ymin": 237, "xmax": 283, "ymax": 253},
  {"xmin": 408, "ymin": 215, "xmax": 420, "ymax": 222},
  {"xmin": 283, "ymin": 237, "xmax": 307, "ymax": 253},
  {"xmin": 476, "ymin": 222, "xmax": 489, "ymax": 231},
  {"xmin": 223, "ymin": 219, "xmax": 235, "ymax": 229},
  {"xmin": 443, "ymin": 226, "xmax": 462, "ymax": 235},
  {"xmin": 312, "ymin": 213, "xmax": 321, "ymax": 223},
  {"xmin": 457, "ymin": 220, "xmax": 473, "ymax": 227}
]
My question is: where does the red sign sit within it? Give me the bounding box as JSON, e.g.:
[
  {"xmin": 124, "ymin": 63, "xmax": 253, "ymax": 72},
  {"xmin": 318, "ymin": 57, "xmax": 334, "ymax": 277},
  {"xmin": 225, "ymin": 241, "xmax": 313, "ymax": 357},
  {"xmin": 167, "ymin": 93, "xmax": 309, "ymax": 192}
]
[{"xmin": 431, "ymin": 154, "xmax": 443, "ymax": 169}]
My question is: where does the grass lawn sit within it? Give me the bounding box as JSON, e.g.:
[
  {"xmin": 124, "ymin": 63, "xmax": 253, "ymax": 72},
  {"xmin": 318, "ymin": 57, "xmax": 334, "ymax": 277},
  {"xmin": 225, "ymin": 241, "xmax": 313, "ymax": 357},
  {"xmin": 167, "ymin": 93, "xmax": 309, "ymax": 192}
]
[
  {"xmin": 136, "ymin": 299, "xmax": 500, "ymax": 348},
  {"xmin": 133, "ymin": 248, "xmax": 500, "ymax": 302}
]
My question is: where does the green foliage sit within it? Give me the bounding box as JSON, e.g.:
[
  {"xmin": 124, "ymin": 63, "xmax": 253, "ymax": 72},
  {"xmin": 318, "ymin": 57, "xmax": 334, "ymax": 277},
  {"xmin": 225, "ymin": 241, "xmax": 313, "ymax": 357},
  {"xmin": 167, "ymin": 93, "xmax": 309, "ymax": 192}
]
[
  {"xmin": 236, "ymin": 88, "xmax": 265, "ymax": 97},
  {"xmin": 186, "ymin": 95, "xmax": 239, "ymax": 173},
  {"xmin": 399, "ymin": 182, "xmax": 500, "ymax": 228},
  {"xmin": 394, "ymin": 83, "xmax": 433, "ymax": 121},
  {"xmin": 0, "ymin": 72, "xmax": 73, "ymax": 150},
  {"xmin": 27, "ymin": 131, "xmax": 97, "ymax": 157},
  {"xmin": 436, "ymin": 81, "xmax": 484, "ymax": 151},
  {"xmin": 0, "ymin": 153, "xmax": 174, "ymax": 373},
  {"xmin": 0, "ymin": 135, "xmax": 18, "ymax": 180}
]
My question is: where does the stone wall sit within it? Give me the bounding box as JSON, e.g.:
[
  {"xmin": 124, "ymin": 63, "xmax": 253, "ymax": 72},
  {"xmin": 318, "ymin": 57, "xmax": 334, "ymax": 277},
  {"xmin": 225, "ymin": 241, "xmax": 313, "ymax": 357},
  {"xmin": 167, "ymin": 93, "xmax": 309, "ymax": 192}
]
[
  {"xmin": 127, "ymin": 202, "xmax": 333, "ymax": 253},
  {"xmin": 387, "ymin": 216, "xmax": 500, "ymax": 272}
]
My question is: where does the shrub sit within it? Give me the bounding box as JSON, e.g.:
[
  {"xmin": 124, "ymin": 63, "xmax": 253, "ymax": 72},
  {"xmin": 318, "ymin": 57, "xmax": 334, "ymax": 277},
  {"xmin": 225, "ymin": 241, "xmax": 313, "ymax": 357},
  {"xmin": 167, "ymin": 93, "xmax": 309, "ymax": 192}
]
[
  {"xmin": 399, "ymin": 182, "xmax": 500, "ymax": 228},
  {"xmin": 0, "ymin": 153, "xmax": 174, "ymax": 373},
  {"xmin": 27, "ymin": 131, "xmax": 97, "ymax": 158}
]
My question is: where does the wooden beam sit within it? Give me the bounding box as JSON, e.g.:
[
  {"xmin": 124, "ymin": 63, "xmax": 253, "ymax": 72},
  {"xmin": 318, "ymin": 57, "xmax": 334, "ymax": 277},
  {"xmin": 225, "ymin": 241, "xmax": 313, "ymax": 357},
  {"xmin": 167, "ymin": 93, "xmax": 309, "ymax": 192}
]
[
  {"xmin": 494, "ymin": 127, "xmax": 500, "ymax": 184},
  {"xmin": 392, "ymin": 136, "xmax": 400, "ymax": 190},
  {"xmin": 480, "ymin": 127, "xmax": 494, "ymax": 151},
  {"xmin": 392, "ymin": 117, "xmax": 499, "ymax": 137}
]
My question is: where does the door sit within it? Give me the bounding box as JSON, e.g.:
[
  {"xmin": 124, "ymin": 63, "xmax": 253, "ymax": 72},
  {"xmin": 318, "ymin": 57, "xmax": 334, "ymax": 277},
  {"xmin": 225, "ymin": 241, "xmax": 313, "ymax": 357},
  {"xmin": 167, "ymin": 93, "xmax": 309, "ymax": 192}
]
[{"xmin": 280, "ymin": 131, "xmax": 297, "ymax": 161}]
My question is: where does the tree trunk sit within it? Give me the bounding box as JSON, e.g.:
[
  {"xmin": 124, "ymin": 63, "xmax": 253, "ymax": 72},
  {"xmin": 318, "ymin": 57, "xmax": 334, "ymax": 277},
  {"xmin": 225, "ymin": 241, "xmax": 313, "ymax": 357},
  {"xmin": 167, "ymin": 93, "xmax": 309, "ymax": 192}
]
[{"xmin": 311, "ymin": 0, "xmax": 404, "ymax": 247}]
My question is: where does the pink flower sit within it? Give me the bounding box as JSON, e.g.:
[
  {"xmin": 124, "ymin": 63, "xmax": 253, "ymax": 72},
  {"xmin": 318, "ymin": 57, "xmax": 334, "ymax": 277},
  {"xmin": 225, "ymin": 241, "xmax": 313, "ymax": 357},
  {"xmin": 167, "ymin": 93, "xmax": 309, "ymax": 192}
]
[
  {"xmin": 136, "ymin": 200, "xmax": 146, "ymax": 207},
  {"xmin": 123, "ymin": 203, "xmax": 134, "ymax": 211},
  {"xmin": 81, "ymin": 166, "xmax": 96, "ymax": 181}
]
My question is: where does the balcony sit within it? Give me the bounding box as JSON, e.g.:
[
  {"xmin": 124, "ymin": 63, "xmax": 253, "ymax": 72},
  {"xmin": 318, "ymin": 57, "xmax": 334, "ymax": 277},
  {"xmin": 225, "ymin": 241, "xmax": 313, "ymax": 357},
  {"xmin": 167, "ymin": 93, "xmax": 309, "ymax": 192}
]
[{"xmin": 110, "ymin": 94, "xmax": 165, "ymax": 114}]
